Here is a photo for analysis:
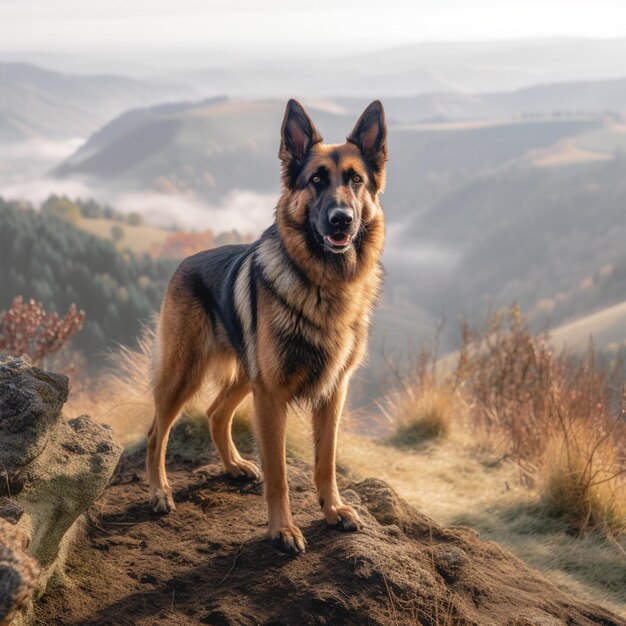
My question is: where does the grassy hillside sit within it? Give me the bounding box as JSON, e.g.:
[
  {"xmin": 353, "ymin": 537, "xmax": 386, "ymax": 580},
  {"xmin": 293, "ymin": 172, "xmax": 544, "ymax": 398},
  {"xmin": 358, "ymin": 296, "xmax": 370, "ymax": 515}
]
[
  {"xmin": 576, "ymin": 123, "xmax": 626, "ymax": 155},
  {"xmin": 551, "ymin": 299, "xmax": 626, "ymax": 353},
  {"xmin": 77, "ymin": 217, "xmax": 169, "ymax": 255},
  {"xmin": 341, "ymin": 435, "xmax": 626, "ymax": 617}
]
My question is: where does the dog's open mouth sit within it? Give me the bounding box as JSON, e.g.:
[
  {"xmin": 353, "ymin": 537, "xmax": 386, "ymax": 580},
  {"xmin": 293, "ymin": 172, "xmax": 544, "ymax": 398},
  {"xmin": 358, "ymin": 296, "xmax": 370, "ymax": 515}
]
[{"xmin": 325, "ymin": 233, "xmax": 352, "ymax": 250}]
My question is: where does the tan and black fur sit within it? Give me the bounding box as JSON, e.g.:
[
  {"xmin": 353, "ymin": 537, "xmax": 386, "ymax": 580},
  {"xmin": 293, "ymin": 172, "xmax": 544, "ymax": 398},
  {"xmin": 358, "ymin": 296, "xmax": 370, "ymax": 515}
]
[{"xmin": 146, "ymin": 99, "xmax": 387, "ymax": 553}]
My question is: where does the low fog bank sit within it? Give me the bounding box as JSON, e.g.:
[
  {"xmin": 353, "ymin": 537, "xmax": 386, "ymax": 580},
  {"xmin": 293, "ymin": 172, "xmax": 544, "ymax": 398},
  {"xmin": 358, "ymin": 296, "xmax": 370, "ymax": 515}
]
[
  {"xmin": 1, "ymin": 178, "xmax": 277, "ymax": 234},
  {"xmin": 113, "ymin": 189, "xmax": 276, "ymax": 232},
  {"xmin": 0, "ymin": 140, "xmax": 277, "ymax": 233},
  {"xmin": 0, "ymin": 138, "xmax": 84, "ymax": 188}
]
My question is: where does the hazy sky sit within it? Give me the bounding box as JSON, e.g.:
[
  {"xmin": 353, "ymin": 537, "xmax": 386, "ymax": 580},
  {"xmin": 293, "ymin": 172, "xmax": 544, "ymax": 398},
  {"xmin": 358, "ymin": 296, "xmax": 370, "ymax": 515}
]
[{"xmin": 2, "ymin": 0, "xmax": 626, "ymax": 57}]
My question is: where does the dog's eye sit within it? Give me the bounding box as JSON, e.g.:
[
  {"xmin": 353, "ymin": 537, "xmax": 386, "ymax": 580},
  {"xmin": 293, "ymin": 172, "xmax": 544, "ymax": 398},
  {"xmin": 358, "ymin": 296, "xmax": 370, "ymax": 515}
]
[
  {"xmin": 311, "ymin": 175, "xmax": 321, "ymax": 184},
  {"xmin": 352, "ymin": 174, "xmax": 363, "ymax": 184}
]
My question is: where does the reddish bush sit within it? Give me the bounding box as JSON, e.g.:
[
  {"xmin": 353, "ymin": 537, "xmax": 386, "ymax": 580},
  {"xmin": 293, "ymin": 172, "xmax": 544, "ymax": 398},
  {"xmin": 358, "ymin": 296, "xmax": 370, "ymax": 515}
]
[{"xmin": 0, "ymin": 296, "xmax": 85, "ymax": 366}]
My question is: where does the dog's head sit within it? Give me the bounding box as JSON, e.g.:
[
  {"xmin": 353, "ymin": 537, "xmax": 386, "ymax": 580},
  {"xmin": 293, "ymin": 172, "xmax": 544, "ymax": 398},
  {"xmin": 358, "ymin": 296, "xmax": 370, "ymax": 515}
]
[{"xmin": 276, "ymin": 99, "xmax": 387, "ymax": 271}]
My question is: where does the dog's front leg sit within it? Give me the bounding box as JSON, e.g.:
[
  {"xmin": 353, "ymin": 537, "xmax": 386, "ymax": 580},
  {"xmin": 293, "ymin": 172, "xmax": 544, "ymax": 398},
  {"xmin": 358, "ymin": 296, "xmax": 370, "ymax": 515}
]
[
  {"xmin": 253, "ymin": 385, "xmax": 305, "ymax": 554},
  {"xmin": 312, "ymin": 377, "xmax": 361, "ymax": 531}
]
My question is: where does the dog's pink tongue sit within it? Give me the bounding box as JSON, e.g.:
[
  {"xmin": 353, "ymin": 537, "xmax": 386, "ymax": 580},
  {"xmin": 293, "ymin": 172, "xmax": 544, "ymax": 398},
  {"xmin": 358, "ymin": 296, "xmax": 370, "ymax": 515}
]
[{"xmin": 328, "ymin": 234, "xmax": 349, "ymax": 246}]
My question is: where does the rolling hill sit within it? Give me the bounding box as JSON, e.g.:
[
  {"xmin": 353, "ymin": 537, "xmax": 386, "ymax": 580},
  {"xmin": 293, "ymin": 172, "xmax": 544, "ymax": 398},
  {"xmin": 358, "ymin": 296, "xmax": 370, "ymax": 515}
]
[
  {"xmin": 54, "ymin": 97, "xmax": 604, "ymax": 221},
  {"xmin": 54, "ymin": 99, "xmax": 370, "ymax": 204}
]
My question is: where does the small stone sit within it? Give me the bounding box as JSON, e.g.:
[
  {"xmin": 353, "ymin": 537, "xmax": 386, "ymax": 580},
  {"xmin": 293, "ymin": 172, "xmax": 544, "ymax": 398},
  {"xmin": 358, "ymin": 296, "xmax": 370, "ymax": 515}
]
[
  {"xmin": 341, "ymin": 489, "xmax": 362, "ymax": 506},
  {"xmin": 0, "ymin": 498, "xmax": 23, "ymax": 524},
  {"xmin": 433, "ymin": 545, "xmax": 469, "ymax": 582},
  {"xmin": 0, "ymin": 519, "xmax": 39, "ymax": 625},
  {"xmin": 140, "ymin": 573, "xmax": 158, "ymax": 584}
]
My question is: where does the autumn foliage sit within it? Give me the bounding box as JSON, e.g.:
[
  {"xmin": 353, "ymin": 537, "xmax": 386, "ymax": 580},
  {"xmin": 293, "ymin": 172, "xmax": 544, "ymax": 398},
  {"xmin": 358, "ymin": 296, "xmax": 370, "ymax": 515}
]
[
  {"xmin": 150, "ymin": 229, "xmax": 249, "ymax": 259},
  {"xmin": 0, "ymin": 296, "xmax": 85, "ymax": 366},
  {"xmin": 151, "ymin": 230, "xmax": 216, "ymax": 259}
]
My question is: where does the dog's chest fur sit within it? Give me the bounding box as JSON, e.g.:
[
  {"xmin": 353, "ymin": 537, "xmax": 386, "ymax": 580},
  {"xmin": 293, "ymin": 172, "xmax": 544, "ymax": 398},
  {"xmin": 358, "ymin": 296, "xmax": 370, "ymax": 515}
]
[{"xmin": 236, "ymin": 231, "xmax": 380, "ymax": 400}]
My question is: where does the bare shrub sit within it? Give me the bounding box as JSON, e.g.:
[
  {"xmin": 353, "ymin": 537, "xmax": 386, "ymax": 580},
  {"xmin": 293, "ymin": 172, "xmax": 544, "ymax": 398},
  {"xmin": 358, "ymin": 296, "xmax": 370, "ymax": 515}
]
[
  {"xmin": 0, "ymin": 296, "xmax": 85, "ymax": 368},
  {"xmin": 454, "ymin": 304, "xmax": 559, "ymax": 461},
  {"xmin": 453, "ymin": 304, "xmax": 626, "ymax": 533}
]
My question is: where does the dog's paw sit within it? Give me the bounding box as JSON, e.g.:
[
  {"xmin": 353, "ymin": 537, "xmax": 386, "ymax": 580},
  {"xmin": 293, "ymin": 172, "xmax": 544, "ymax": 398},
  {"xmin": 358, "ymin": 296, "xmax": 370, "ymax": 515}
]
[
  {"xmin": 149, "ymin": 487, "xmax": 176, "ymax": 514},
  {"xmin": 226, "ymin": 458, "xmax": 261, "ymax": 481},
  {"xmin": 270, "ymin": 525, "xmax": 306, "ymax": 555},
  {"xmin": 324, "ymin": 504, "xmax": 361, "ymax": 531}
]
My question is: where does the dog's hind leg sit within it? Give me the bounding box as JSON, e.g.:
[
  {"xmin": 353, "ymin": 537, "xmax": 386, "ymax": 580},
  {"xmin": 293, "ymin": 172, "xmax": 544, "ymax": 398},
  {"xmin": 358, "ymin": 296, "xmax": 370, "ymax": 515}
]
[
  {"xmin": 207, "ymin": 381, "xmax": 259, "ymax": 480},
  {"xmin": 147, "ymin": 355, "xmax": 208, "ymax": 512},
  {"xmin": 146, "ymin": 308, "xmax": 209, "ymax": 513}
]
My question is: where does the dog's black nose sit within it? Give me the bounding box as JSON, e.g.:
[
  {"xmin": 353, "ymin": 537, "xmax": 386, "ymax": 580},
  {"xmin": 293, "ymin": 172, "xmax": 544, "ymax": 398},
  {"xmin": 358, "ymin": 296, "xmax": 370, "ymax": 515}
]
[{"xmin": 329, "ymin": 208, "xmax": 354, "ymax": 227}]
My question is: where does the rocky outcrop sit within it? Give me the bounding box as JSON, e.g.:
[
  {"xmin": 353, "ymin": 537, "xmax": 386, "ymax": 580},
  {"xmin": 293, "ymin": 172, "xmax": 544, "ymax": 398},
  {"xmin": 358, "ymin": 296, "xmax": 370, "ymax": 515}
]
[
  {"xmin": 0, "ymin": 356, "xmax": 122, "ymax": 624},
  {"xmin": 36, "ymin": 447, "xmax": 626, "ymax": 626}
]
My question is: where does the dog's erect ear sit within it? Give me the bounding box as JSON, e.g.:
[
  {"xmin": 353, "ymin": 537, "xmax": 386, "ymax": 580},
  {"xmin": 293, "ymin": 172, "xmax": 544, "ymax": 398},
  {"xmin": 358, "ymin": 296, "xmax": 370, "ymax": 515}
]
[
  {"xmin": 279, "ymin": 99, "xmax": 322, "ymax": 165},
  {"xmin": 347, "ymin": 100, "xmax": 387, "ymax": 174}
]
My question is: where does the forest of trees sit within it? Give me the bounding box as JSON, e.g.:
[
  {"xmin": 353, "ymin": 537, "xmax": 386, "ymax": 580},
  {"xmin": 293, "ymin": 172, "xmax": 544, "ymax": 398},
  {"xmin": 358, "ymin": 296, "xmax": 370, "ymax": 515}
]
[
  {"xmin": 41, "ymin": 194, "xmax": 145, "ymax": 226},
  {"xmin": 0, "ymin": 199, "xmax": 177, "ymax": 362}
]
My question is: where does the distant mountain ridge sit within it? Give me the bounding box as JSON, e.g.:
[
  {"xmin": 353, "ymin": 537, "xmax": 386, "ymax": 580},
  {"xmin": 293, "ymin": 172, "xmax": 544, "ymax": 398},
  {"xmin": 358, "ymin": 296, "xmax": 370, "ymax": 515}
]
[
  {"xmin": 4, "ymin": 55, "xmax": 626, "ymax": 147},
  {"xmin": 0, "ymin": 62, "xmax": 195, "ymax": 144},
  {"xmin": 336, "ymin": 77, "xmax": 626, "ymax": 123},
  {"xmin": 165, "ymin": 38, "xmax": 626, "ymax": 98}
]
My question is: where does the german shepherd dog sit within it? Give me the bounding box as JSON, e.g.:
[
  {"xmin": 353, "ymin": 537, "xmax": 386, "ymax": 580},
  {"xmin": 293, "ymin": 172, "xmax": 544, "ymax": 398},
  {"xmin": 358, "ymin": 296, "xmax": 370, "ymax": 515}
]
[{"xmin": 146, "ymin": 99, "xmax": 387, "ymax": 553}]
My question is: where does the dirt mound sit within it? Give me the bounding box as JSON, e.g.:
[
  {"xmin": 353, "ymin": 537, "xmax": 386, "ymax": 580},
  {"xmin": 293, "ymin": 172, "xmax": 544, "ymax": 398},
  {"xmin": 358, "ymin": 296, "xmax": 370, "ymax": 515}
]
[{"xmin": 36, "ymin": 448, "xmax": 624, "ymax": 626}]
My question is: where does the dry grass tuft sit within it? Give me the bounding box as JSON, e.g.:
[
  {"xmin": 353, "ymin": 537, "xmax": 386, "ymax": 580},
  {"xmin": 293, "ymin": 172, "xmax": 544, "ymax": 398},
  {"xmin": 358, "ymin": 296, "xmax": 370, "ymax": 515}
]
[
  {"xmin": 540, "ymin": 421, "xmax": 626, "ymax": 534},
  {"xmin": 382, "ymin": 325, "xmax": 462, "ymax": 448},
  {"xmin": 385, "ymin": 384, "xmax": 456, "ymax": 448},
  {"xmin": 66, "ymin": 327, "xmax": 161, "ymax": 446}
]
